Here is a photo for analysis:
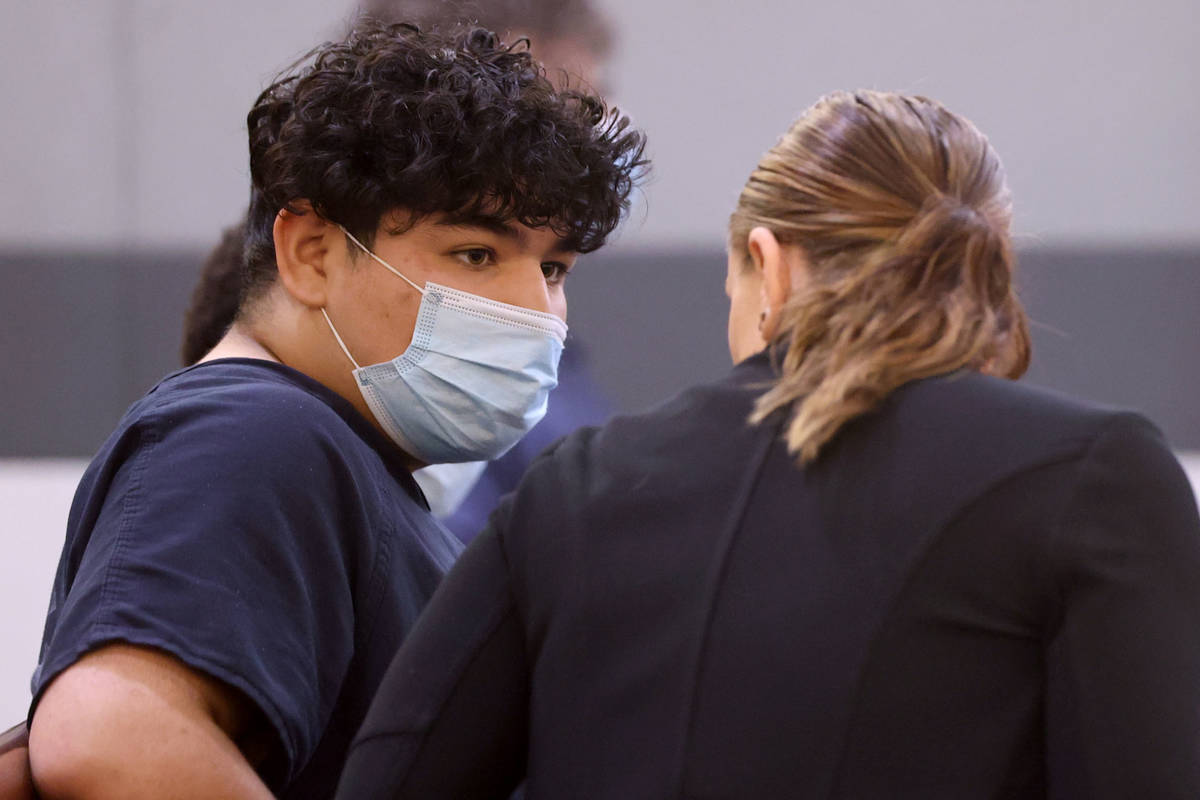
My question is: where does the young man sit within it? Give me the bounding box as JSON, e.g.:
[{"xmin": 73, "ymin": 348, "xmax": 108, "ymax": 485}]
[
  {"xmin": 27, "ymin": 21, "xmax": 645, "ymax": 799},
  {"xmin": 178, "ymin": 0, "xmax": 623, "ymax": 541}
]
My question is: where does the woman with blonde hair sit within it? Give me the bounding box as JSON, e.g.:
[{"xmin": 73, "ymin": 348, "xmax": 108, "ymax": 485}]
[{"xmin": 336, "ymin": 91, "xmax": 1200, "ymax": 798}]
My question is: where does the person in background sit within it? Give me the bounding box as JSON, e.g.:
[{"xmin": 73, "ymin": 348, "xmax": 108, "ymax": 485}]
[
  {"xmin": 359, "ymin": 0, "xmax": 615, "ymax": 93},
  {"xmin": 27, "ymin": 21, "xmax": 644, "ymax": 799},
  {"xmin": 336, "ymin": 91, "xmax": 1200, "ymax": 798},
  {"xmin": 179, "ymin": 0, "xmax": 623, "ymax": 541}
]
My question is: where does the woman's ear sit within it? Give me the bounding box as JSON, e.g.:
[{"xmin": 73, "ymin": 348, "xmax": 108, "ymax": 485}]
[
  {"xmin": 748, "ymin": 227, "xmax": 789, "ymax": 341},
  {"xmin": 748, "ymin": 227, "xmax": 811, "ymax": 342},
  {"xmin": 273, "ymin": 202, "xmax": 336, "ymax": 309}
]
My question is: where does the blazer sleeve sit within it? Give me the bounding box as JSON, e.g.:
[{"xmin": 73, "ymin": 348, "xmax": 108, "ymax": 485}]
[
  {"xmin": 1045, "ymin": 413, "xmax": 1200, "ymax": 798},
  {"xmin": 336, "ymin": 524, "xmax": 529, "ymax": 799}
]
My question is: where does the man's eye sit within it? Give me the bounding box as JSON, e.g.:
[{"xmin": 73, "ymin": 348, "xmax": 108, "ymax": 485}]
[
  {"xmin": 541, "ymin": 262, "xmax": 571, "ymax": 285},
  {"xmin": 455, "ymin": 248, "xmax": 494, "ymax": 267}
]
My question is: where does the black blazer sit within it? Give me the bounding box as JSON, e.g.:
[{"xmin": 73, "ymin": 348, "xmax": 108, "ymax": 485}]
[{"xmin": 337, "ymin": 351, "xmax": 1200, "ymax": 799}]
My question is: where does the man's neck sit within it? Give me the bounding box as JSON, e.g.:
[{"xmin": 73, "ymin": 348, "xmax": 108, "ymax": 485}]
[
  {"xmin": 200, "ymin": 323, "xmax": 281, "ymax": 364},
  {"xmin": 212, "ymin": 306, "xmax": 426, "ymax": 473}
]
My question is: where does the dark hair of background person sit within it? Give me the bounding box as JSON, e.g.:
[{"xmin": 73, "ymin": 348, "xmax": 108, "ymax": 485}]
[
  {"xmin": 730, "ymin": 90, "xmax": 1031, "ymax": 462},
  {"xmin": 180, "ymin": 220, "xmax": 246, "ymax": 365},
  {"xmin": 359, "ymin": 0, "xmax": 614, "ymax": 59},
  {"xmin": 241, "ymin": 21, "xmax": 643, "ymax": 312}
]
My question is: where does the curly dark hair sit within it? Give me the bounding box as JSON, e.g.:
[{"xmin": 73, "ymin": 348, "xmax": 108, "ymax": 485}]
[{"xmin": 242, "ymin": 20, "xmax": 647, "ymax": 306}]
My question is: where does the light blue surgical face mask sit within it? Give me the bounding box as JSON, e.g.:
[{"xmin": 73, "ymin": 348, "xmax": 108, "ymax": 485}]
[{"xmin": 321, "ymin": 226, "xmax": 567, "ymax": 464}]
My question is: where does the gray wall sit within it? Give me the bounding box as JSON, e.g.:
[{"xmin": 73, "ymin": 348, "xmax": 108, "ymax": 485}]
[
  {"xmin": 1, "ymin": 0, "xmax": 1196, "ymax": 250},
  {"xmin": 0, "ymin": 0, "xmax": 1196, "ymax": 451},
  {"xmin": 0, "ymin": 0, "xmax": 356, "ymax": 250},
  {"xmin": 605, "ymin": 0, "xmax": 1200, "ymax": 249}
]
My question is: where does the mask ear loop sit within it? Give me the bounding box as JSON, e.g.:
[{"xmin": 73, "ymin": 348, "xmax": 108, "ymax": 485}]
[
  {"xmin": 338, "ymin": 225, "xmax": 426, "ymax": 295},
  {"xmin": 321, "ymin": 308, "xmax": 362, "ymax": 370}
]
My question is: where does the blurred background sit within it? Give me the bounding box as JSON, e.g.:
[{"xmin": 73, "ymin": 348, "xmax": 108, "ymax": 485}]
[{"xmin": 1, "ymin": 0, "xmax": 1197, "ymax": 722}]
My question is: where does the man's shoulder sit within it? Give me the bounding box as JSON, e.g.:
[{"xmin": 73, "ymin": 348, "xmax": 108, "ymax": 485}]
[
  {"xmin": 86, "ymin": 359, "xmax": 386, "ymax": 496},
  {"xmin": 143, "ymin": 359, "xmax": 362, "ymax": 447},
  {"xmin": 149, "ymin": 359, "xmax": 343, "ymax": 418}
]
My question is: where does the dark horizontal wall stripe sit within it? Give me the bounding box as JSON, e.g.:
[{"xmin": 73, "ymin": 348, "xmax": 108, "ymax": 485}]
[
  {"xmin": 1, "ymin": 250, "xmax": 200, "ymax": 457},
  {"xmin": 1, "ymin": 246, "xmax": 1197, "ymax": 457},
  {"xmin": 1017, "ymin": 247, "xmax": 1200, "ymax": 450}
]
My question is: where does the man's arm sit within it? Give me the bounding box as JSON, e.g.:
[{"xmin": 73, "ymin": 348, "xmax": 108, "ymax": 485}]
[{"xmin": 29, "ymin": 644, "xmax": 275, "ymax": 800}]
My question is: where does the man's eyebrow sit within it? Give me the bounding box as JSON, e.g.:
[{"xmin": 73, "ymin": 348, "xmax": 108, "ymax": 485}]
[
  {"xmin": 435, "ymin": 215, "xmax": 526, "ymax": 245},
  {"xmin": 434, "ymin": 215, "xmax": 577, "ymax": 256}
]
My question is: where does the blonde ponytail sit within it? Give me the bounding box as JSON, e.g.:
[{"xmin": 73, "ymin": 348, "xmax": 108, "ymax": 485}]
[{"xmin": 731, "ymin": 91, "xmax": 1030, "ymax": 462}]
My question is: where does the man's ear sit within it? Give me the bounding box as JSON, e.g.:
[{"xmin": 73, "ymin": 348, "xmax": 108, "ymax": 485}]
[{"xmin": 272, "ymin": 202, "xmax": 337, "ymax": 309}]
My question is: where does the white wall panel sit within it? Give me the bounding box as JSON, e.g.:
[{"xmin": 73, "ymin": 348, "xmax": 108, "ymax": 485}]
[{"xmin": 0, "ymin": 459, "xmax": 86, "ymax": 725}]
